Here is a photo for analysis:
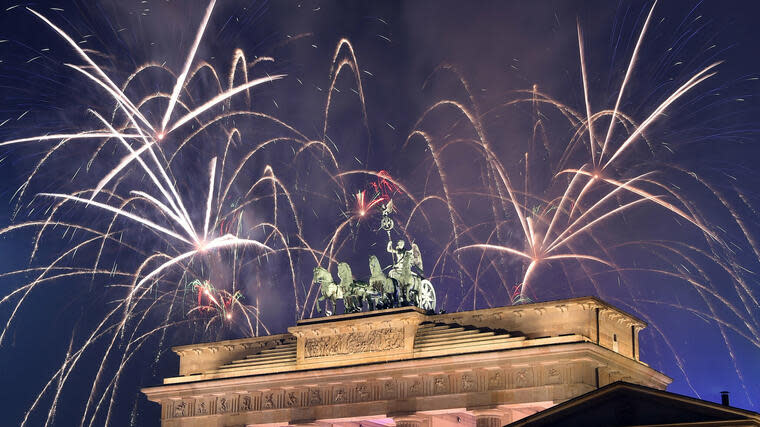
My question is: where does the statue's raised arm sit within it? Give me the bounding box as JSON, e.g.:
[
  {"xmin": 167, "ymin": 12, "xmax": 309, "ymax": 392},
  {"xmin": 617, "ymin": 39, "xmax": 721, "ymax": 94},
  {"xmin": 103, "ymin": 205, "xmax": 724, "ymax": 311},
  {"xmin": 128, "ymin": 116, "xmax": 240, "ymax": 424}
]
[{"xmin": 381, "ymin": 199, "xmax": 394, "ymax": 217}]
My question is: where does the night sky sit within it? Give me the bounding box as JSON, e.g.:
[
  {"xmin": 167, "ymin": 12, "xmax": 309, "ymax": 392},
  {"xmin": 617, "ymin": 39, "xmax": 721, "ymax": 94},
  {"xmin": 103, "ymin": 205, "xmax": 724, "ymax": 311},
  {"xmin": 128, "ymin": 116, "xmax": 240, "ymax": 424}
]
[{"xmin": 1, "ymin": 1, "xmax": 759, "ymax": 425}]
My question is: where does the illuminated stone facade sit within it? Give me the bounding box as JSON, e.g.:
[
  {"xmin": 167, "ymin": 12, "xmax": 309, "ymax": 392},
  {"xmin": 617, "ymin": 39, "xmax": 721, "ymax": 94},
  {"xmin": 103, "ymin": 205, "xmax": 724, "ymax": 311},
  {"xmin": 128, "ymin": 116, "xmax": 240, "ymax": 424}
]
[{"xmin": 142, "ymin": 297, "xmax": 671, "ymax": 426}]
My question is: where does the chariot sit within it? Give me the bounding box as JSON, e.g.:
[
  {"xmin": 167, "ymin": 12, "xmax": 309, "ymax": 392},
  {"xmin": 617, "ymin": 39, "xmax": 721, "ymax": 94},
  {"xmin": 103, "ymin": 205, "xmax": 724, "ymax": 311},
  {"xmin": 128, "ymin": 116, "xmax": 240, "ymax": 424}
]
[{"xmin": 311, "ymin": 200, "xmax": 437, "ymax": 315}]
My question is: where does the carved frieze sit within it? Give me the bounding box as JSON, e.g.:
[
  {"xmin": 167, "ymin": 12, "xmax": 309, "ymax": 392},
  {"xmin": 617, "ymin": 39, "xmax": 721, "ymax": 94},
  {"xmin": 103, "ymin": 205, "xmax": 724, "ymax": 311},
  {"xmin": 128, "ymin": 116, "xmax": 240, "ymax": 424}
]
[
  {"xmin": 487, "ymin": 370, "xmax": 504, "ymax": 390},
  {"xmin": 333, "ymin": 387, "xmax": 347, "ymax": 403},
  {"xmin": 546, "ymin": 366, "xmax": 562, "ymax": 385},
  {"xmin": 461, "ymin": 373, "xmax": 476, "ymax": 392},
  {"xmin": 239, "ymin": 395, "xmax": 252, "ymax": 411},
  {"xmin": 514, "ymin": 368, "xmax": 534, "ymax": 388},
  {"xmin": 220, "ymin": 396, "xmax": 231, "ymax": 413},
  {"xmin": 355, "ymin": 384, "xmax": 370, "ymax": 401},
  {"xmin": 173, "ymin": 400, "xmax": 188, "ymax": 417},
  {"xmin": 309, "ymin": 388, "xmax": 322, "ymax": 405},
  {"xmin": 263, "ymin": 392, "xmax": 275, "ymax": 409},
  {"xmin": 286, "ymin": 391, "xmax": 298, "ymax": 407},
  {"xmin": 303, "ymin": 327, "xmax": 404, "ymax": 358},
  {"xmin": 408, "ymin": 378, "xmax": 423, "ymax": 396},
  {"xmin": 196, "ymin": 400, "xmax": 208, "ymax": 415},
  {"xmin": 163, "ymin": 362, "xmax": 589, "ymax": 420},
  {"xmin": 433, "ymin": 376, "xmax": 449, "ymax": 394},
  {"xmin": 383, "ymin": 380, "xmax": 397, "ymax": 399}
]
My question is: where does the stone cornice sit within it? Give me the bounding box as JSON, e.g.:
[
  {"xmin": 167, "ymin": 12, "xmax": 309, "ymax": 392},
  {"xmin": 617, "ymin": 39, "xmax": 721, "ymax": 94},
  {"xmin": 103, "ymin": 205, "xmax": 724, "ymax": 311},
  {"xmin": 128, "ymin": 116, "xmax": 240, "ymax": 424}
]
[
  {"xmin": 172, "ymin": 332, "xmax": 293, "ymax": 356},
  {"xmin": 430, "ymin": 296, "xmax": 647, "ymax": 329},
  {"xmin": 144, "ymin": 339, "xmax": 670, "ymax": 401}
]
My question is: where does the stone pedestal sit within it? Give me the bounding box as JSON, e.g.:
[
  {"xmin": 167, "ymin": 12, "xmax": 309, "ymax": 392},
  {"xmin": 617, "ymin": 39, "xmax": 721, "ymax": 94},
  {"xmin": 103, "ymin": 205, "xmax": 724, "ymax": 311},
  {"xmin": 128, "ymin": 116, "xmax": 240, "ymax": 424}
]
[{"xmin": 289, "ymin": 307, "xmax": 426, "ymax": 370}]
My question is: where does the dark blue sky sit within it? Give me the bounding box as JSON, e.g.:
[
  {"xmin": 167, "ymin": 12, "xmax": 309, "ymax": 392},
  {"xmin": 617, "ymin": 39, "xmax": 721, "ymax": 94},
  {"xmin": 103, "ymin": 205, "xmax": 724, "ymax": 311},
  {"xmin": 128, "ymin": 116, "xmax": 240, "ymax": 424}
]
[{"xmin": 1, "ymin": 1, "xmax": 759, "ymax": 425}]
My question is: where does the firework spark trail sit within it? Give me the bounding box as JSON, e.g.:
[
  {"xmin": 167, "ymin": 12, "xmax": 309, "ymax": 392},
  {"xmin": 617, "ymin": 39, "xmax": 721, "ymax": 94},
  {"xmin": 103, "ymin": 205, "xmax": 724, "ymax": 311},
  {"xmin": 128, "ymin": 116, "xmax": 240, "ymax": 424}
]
[
  {"xmin": 406, "ymin": 130, "xmax": 461, "ymax": 245},
  {"xmin": 0, "ymin": 233, "xmax": 135, "ymax": 348},
  {"xmin": 38, "ymin": 193, "xmax": 192, "ymax": 244},
  {"xmin": 160, "ymin": 0, "xmax": 217, "ymax": 133},
  {"xmin": 131, "ymin": 235, "xmax": 273, "ymax": 296},
  {"xmin": 26, "ymin": 8, "xmax": 154, "ymax": 131},
  {"xmin": 633, "ymin": 241, "xmax": 756, "ymax": 405},
  {"xmin": 599, "ymin": 0, "xmax": 658, "ymax": 161},
  {"xmin": 203, "ymin": 158, "xmax": 217, "ymax": 241},
  {"xmin": 324, "ymin": 39, "xmax": 370, "ymax": 144},
  {"xmin": 166, "ymin": 74, "xmax": 286, "ymax": 134},
  {"xmin": 601, "ymin": 62, "xmax": 721, "ymax": 168},
  {"xmin": 0, "ymin": 133, "xmax": 142, "ymax": 148},
  {"xmin": 577, "ymin": 20, "xmax": 598, "ymax": 166},
  {"xmin": 86, "ymin": 104, "xmax": 199, "ymax": 242},
  {"xmin": 557, "ymin": 169, "xmax": 718, "ymax": 240},
  {"xmin": 629, "ymin": 174, "xmax": 760, "ymax": 319}
]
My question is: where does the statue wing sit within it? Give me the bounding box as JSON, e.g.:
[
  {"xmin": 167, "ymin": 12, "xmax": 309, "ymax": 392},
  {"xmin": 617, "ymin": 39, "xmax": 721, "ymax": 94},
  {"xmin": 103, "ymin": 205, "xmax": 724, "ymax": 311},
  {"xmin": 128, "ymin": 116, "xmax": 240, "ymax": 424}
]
[{"xmin": 411, "ymin": 242, "xmax": 423, "ymax": 272}]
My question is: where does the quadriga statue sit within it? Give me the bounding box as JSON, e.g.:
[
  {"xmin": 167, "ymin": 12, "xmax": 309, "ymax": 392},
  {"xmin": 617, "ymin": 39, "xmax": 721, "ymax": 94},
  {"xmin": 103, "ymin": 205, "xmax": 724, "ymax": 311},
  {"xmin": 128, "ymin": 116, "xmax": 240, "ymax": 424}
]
[{"xmin": 311, "ymin": 237, "xmax": 435, "ymax": 315}]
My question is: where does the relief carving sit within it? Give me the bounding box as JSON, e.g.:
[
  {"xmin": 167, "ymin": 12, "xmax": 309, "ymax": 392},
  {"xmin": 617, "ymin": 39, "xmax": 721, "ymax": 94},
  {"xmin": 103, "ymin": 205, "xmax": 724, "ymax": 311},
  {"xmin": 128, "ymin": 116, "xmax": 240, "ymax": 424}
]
[
  {"xmin": 304, "ymin": 328, "xmax": 404, "ymax": 358},
  {"xmin": 333, "ymin": 387, "xmax": 346, "ymax": 403},
  {"xmin": 434, "ymin": 376, "xmax": 448, "ymax": 394},
  {"xmin": 356, "ymin": 384, "xmax": 370, "ymax": 401},
  {"xmin": 383, "ymin": 381, "xmax": 396, "ymax": 398},
  {"xmin": 263, "ymin": 393, "xmax": 274, "ymax": 409},
  {"xmin": 515, "ymin": 368, "xmax": 533, "ymax": 387},
  {"xmin": 196, "ymin": 401, "xmax": 207, "ymax": 415},
  {"xmin": 408, "ymin": 378, "xmax": 422, "ymax": 395},
  {"xmin": 547, "ymin": 367, "xmax": 561, "ymax": 384},
  {"xmin": 461, "ymin": 373, "xmax": 475, "ymax": 391},
  {"xmin": 488, "ymin": 371, "xmax": 504, "ymax": 390},
  {"xmin": 173, "ymin": 401, "xmax": 187, "ymax": 417},
  {"xmin": 218, "ymin": 397, "xmax": 229, "ymax": 413},
  {"xmin": 309, "ymin": 389, "xmax": 322, "ymax": 405},
  {"xmin": 240, "ymin": 395, "xmax": 252, "ymax": 411},
  {"xmin": 286, "ymin": 391, "xmax": 298, "ymax": 407}
]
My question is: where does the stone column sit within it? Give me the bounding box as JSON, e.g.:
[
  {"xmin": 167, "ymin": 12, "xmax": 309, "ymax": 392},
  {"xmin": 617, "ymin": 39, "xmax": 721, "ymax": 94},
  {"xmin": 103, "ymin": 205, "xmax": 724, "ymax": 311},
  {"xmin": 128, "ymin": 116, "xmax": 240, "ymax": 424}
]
[
  {"xmin": 472, "ymin": 409, "xmax": 505, "ymax": 427},
  {"xmin": 393, "ymin": 415, "xmax": 425, "ymax": 427}
]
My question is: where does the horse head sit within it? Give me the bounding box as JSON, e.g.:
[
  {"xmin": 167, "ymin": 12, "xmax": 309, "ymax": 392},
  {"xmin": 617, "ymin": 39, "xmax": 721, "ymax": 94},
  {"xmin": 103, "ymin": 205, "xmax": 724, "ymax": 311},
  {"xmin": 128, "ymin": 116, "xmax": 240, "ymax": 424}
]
[
  {"xmin": 337, "ymin": 262, "xmax": 352, "ymax": 285},
  {"xmin": 312, "ymin": 266, "xmax": 330, "ymax": 284},
  {"xmin": 369, "ymin": 255, "xmax": 383, "ymax": 277}
]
